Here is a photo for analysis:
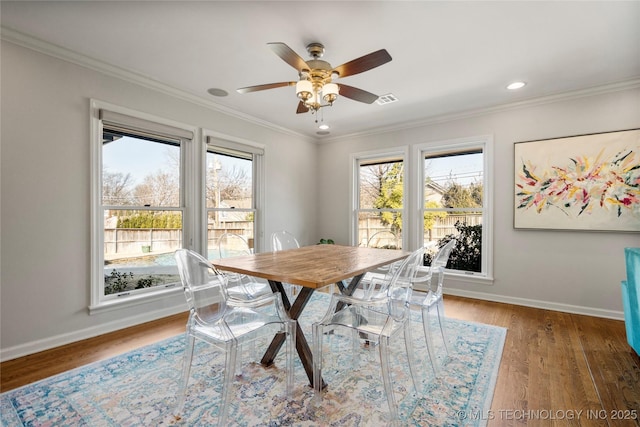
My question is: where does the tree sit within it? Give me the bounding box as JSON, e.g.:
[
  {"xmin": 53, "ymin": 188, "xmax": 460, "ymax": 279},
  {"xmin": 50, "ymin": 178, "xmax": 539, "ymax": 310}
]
[
  {"xmin": 206, "ymin": 160, "xmax": 252, "ymax": 208},
  {"xmin": 134, "ymin": 171, "xmax": 179, "ymax": 206},
  {"xmin": 442, "ymin": 181, "xmax": 482, "ymax": 209},
  {"xmin": 360, "ymin": 163, "xmax": 396, "ymax": 209},
  {"xmin": 374, "ymin": 162, "xmax": 403, "ymax": 232},
  {"xmin": 102, "ymin": 171, "xmax": 133, "ymax": 205},
  {"xmin": 424, "ymin": 200, "xmax": 447, "ymax": 230}
]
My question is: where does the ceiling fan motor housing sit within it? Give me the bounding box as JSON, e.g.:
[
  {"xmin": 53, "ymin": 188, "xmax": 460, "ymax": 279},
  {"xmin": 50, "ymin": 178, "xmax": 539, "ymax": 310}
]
[{"xmin": 306, "ymin": 42, "xmax": 325, "ymax": 59}]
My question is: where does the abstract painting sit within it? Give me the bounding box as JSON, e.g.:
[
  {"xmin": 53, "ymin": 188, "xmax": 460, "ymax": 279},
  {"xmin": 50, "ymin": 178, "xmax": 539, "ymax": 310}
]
[{"xmin": 514, "ymin": 128, "xmax": 640, "ymax": 232}]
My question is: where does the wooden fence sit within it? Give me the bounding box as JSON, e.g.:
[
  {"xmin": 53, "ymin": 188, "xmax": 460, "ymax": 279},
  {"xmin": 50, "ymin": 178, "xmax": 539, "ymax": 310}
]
[
  {"xmin": 105, "ymin": 215, "xmax": 480, "ymax": 256},
  {"xmin": 105, "ymin": 221, "xmax": 253, "ymax": 256},
  {"xmin": 358, "ymin": 214, "xmax": 482, "ymax": 247}
]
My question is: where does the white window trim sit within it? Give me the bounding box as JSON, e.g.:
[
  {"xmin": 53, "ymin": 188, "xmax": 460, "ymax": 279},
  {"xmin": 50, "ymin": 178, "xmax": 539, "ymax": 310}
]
[
  {"xmin": 350, "ymin": 147, "xmax": 409, "ymax": 248},
  {"xmin": 413, "ymin": 135, "xmax": 494, "ymax": 284},
  {"xmin": 89, "ymin": 99, "xmax": 198, "ymax": 314}
]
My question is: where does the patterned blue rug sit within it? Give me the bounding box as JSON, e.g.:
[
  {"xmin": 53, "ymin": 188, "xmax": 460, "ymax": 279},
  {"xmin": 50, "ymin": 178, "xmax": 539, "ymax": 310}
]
[{"xmin": 1, "ymin": 292, "xmax": 506, "ymax": 426}]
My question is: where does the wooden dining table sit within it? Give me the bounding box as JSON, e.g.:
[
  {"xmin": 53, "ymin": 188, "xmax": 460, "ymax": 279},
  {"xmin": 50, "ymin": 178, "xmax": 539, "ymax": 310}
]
[{"xmin": 212, "ymin": 244, "xmax": 410, "ymax": 388}]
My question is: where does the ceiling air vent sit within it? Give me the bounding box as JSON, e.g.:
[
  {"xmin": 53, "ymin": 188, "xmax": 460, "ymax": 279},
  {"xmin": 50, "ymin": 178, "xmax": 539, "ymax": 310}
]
[{"xmin": 376, "ymin": 93, "xmax": 398, "ymax": 105}]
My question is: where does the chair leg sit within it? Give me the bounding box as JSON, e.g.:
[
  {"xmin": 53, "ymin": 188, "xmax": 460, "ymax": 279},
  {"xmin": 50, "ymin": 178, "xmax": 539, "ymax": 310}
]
[
  {"xmin": 175, "ymin": 334, "xmax": 196, "ymax": 414},
  {"xmin": 435, "ymin": 298, "xmax": 450, "ymax": 355},
  {"xmin": 421, "ymin": 306, "xmax": 438, "ymax": 376},
  {"xmin": 218, "ymin": 343, "xmax": 237, "ymax": 426},
  {"xmin": 312, "ymin": 323, "xmax": 324, "ymax": 404},
  {"xmin": 379, "ymin": 336, "xmax": 399, "ymax": 422},
  {"xmin": 285, "ymin": 319, "xmax": 296, "ymax": 397},
  {"xmin": 403, "ymin": 321, "xmax": 420, "ymax": 394},
  {"xmin": 351, "ymin": 328, "xmax": 360, "ymax": 369}
]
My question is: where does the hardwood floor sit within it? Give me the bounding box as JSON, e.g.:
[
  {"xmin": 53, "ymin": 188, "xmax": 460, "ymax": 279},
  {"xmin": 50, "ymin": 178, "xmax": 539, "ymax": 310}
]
[{"xmin": 2, "ymin": 296, "xmax": 639, "ymax": 426}]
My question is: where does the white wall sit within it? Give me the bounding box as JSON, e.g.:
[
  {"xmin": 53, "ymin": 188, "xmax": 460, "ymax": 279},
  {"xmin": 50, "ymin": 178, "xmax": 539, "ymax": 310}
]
[
  {"xmin": 1, "ymin": 38, "xmax": 638, "ymax": 361},
  {"xmin": 0, "ymin": 41, "xmax": 318, "ymax": 359},
  {"xmin": 317, "ymin": 87, "xmax": 640, "ymax": 318}
]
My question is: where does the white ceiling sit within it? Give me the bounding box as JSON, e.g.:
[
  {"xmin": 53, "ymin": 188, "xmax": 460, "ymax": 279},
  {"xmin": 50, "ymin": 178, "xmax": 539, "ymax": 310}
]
[{"xmin": 2, "ymin": 1, "xmax": 639, "ymax": 139}]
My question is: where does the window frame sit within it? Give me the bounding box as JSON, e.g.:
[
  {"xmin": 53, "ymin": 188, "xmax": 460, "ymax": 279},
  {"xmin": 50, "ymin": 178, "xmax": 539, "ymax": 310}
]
[
  {"xmin": 414, "ymin": 135, "xmax": 494, "ymax": 283},
  {"xmin": 350, "ymin": 147, "xmax": 408, "ymax": 249},
  {"xmin": 90, "ymin": 100, "xmax": 197, "ymax": 314}
]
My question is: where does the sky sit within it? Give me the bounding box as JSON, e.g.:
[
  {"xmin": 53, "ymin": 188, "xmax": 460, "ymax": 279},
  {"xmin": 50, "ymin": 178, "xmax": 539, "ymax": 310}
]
[
  {"xmin": 103, "ymin": 136, "xmax": 177, "ymax": 186},
  {"xmin": 425, "ymin": 152, "xmax": 483, "ymax": 187},
  {"xmin": 104, "ymin": 135, "xmax": 483, "ymax": 190},
  {"xmin": 103, "ymin": 136, "xmax": 250, "ymax": 186}
]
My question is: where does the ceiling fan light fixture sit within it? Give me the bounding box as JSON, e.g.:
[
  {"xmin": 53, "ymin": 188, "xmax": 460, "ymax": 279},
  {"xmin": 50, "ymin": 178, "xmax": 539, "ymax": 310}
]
[
  {"xmin": 306, "ymin": 91, "xmax": 321, "ymax": 109},
  {"xmin": 296, "ymin": 80, "xmax": 313, "ymax": 100},
  {"xmin": 322, "ymin": 83, "xmax": 339, "ymax": 104}
]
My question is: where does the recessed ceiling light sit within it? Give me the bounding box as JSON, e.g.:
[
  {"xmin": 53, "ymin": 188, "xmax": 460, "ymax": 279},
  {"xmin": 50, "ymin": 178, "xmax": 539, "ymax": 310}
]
[
  {"xmin": 207, "ymin": 88, "xmax": 229, "ymax": 97},
  {"xmin": 507, "ymin": 81, "xmax": 526, "ymax": 90},
  {"xmin": 318, "ymin": 123, "xmax": 330, "ymax": 130}
]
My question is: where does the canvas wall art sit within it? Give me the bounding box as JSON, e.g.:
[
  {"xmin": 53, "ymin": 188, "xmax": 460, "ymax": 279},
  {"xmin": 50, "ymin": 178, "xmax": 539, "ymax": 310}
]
[{"xmin": 514, "ymin": 128, "xmax": 640, "ymax": 232}]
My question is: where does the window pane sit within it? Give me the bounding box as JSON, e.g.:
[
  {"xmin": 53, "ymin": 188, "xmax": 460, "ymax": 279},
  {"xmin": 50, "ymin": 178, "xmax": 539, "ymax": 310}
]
[
  {"xmin": 207, "ymin": 211, "xmax": 254, "ymax": 260},
  {"xmin": 423, "ymin": 149, "xmax": 484, "ymax": 273},
  {"xmin": 206, "ymin": 149, "xmax": 255, "ymax": 260},
  {"xmin": 102, "ymin": 132, "xmax": 180, "ymax": 207},
  {"xmin": 206, "ymin": 151, "xmax": 253, "ymax": 209},
  {"xmin": 424, "ymin": 215, "xmax": 482, "ymax": 272},
  {"xmin": 103, "ymin": 209, "xmax": 181, "ymax": 295},
  {"xmin": 359, "ymin": 160, "xmax": 403, "ymax": 209},
  {"xmin": 424, "ymin": 151, "xmax": 483, "ymax": 209},
  {"xmin": 358, "ymin": 211, "xmax": 402, "ymax": 249}
]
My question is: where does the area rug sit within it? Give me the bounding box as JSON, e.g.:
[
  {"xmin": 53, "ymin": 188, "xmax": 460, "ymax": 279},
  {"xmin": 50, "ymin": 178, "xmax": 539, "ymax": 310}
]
[{"xmin": 1, "ymin": 292, "xmax": 506, "ymax": 426}]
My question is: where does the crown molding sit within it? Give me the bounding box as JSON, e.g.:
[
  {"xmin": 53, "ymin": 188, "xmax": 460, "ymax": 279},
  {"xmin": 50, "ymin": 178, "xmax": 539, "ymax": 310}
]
[
  {"xmin": 1, "ymin": 26, "xmax": 315, "ymax": 143},
  {"xmin": 322, "ymin": 78, "xmax": 640, "ymax": 143},
  {"xmin": 3, "ymin": 26, "xmax": 638, "ymax": 145}
]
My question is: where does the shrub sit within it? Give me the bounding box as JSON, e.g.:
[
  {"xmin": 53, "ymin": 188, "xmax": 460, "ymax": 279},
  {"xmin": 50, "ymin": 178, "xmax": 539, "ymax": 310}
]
[
  {"xmin": 136, "ymin": 277, "xmax": 156, "ymax": 289},
  {"xmin": 424, "ymin": 221, "xmax": 481, "ymax": 272},
  {"xmin": 104, "ymin": 269, "xmax": 133, "ymax": 294}
]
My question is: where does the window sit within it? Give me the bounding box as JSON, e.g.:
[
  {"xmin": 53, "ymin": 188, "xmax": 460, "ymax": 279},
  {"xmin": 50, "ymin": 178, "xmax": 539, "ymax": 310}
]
[
  {"xmin": 419, "ymin": 136, "xmax": 492, "ymax": 278},
  {"xmin": 353, "ymin": 152, "xmax": 406, "ymax": 249},
  {"xmin": 91, "ymin": 105, "xmax": 265, "ymax": 312},
  {"xmin": 205, "ymin": 137, "xmax": 263, "ymax": 260},
  {"xmin": 91, "ymin": 107, "xmax": 194, "ymax": 310}
]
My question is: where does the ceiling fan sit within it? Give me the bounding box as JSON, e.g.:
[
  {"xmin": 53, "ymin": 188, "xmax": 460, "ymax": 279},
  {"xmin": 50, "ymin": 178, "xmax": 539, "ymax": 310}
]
[{"xmin": 237, "ymin": 42, "xmax": 392, "ymax": 115}]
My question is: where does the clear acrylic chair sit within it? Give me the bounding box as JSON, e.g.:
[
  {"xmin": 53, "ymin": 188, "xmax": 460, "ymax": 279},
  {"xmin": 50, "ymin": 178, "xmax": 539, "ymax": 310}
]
[
  {"xmin": 409, "ymin": 239, "xmax": 457, "ymax": 374},
  {"xmin": 355, "ymin": 230, "xmax": 402, "ymax": 299},
  {"xmin": 312, "ymin": 247, "xmax": 425, "ymax": 423},
  {"xmin": 174, "ymin": 249, "xmax": 296, "ymax": 426},
  {"xmin": 217, "ymin": 232, "xmax": 271, "ymax": 300},
  {"xmin": 270, "ymin": 230, "xmax": 303, "ymax": 298},
  {"xmin": 366, "ymin": 230, "xmax": 400, "ymax": 249}
]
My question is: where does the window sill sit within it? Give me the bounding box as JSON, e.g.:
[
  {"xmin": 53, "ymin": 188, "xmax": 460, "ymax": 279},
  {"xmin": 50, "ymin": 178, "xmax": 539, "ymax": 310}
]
[
  {"xmin": 413, "ymin": 271, "xmax": 494, "ymax": 293},
  {"xmin": 89, "ymin": 286, "xmax": 184, "ymax": 315},
  {"xmin": 446, "ymin": 272, "xmax": 494, "ymax": 286}
]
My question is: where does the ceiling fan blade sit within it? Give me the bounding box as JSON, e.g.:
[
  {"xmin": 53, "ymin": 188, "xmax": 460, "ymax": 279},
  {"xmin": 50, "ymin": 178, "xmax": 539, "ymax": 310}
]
[
  {"xmin": 268, "ymin": 42, "xmax": 310, "ymax": 72},
  {"xmin": 237, "ymin": 81, "xmax": 296, "ymax": 94},
  {"xmin": 333, "ymin": 49, "xmax": 392, "ymax": 78},
  {"xmin": 296, "ymin": 101, "xmax": 309, "ymax": 114},
  {"xmin": 338, "ymin": 84, "xmax": 379, "ymax": 104}
]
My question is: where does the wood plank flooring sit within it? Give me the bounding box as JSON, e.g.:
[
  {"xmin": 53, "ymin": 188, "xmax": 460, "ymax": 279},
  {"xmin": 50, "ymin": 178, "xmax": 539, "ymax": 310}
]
[{"xmin": 2, "ymin": 295, "xmax": 639, "ymax": 426}]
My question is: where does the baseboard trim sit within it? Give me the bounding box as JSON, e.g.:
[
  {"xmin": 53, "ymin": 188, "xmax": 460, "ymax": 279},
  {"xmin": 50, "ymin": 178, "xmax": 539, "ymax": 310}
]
[
  {"xmin": 2, "ymin": 289, "xmax": 625, "ymax": 362},
  {"xmin": 445, "ymin": 288, "xmax": 624, "ymax": 321},
  {"xmin": 0, "ymin": 304, "xmax": 187, "ymax": 362}
]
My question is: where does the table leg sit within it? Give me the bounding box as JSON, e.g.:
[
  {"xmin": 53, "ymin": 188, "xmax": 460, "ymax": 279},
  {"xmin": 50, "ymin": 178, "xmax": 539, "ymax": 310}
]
[{"xmin": 261, "ymin": 281, "xmax": 327, "ymax": 389}]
